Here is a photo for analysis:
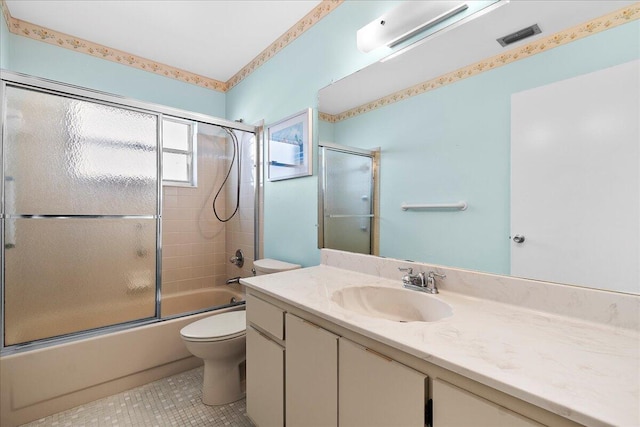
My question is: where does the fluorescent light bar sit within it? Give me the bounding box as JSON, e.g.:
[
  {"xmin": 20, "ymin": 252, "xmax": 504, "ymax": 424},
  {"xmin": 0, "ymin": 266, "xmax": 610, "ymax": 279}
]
[
  {"xmin": 387, "ymin": 3, "xmax": 469, "ymax": 48},
  {"xmin": 357, "ymin": 1, "xmax": 468, "ymax": 53},
  {"xmin": 380, "ymin": 0, "xmax": 509, "ymax": 63}
]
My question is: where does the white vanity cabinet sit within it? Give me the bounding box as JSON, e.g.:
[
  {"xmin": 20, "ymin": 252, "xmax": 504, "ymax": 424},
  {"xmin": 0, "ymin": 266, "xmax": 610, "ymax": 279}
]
[
  {"xmin": 246, "ymin": 294, "xmax": 285, "ymax": 427},
  {"xmin": 245, "ymin": 290, "xmax": 573, "ymax": 427},
  {"xmin": 285, "ymin": 315, "xmax": 426, "ymax": 427},
  {"xmin": 433, "ymin": 379, "xmax": 543, "ymax": 427},
  {"xmin": 339, "ymin": 338, "xmax": 427, "ymax": 427},
  {"xmin": 285, "ymin": 313, "xmax": 339, "ymax": 427},
  {"xmin": 246, "ymin": 293, "xmax": 426, "ymax": 427}
]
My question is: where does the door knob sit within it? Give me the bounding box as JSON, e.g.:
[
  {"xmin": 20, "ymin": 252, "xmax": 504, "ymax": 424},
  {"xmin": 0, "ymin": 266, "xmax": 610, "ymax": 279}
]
[{"xmin": 512, "ymin": 234, "xmax": 525, "ymax": 244}]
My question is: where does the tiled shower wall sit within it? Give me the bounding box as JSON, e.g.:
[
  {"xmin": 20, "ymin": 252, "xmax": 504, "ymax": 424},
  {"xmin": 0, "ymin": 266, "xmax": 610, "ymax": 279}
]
[{"xmin": 162, "ymin": 129, "xmax": 256, "ymax": 301}]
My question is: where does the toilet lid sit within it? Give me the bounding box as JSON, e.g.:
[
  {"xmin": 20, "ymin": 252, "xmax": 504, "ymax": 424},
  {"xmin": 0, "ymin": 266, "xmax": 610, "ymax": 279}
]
[
  {"xmin": 254, "ymin": 258, "xmax": 301, "ymax": 273},
  {"xmin": 180, "ymin": 311, "xmax": 246, "ymax": 341}
]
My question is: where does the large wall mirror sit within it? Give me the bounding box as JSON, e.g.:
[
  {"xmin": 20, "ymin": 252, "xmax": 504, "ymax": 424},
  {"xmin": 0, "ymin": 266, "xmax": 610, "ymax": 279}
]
[{"xmin": 318, "ymin": 0, "xmax": 639, "ymax": 295}]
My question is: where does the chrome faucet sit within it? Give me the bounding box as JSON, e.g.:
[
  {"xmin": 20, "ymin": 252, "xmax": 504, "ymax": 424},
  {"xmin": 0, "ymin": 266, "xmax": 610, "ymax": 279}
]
[
  {"xmin": 225, "ymin": 276, "xmax": 241, "ymax": 285},
  {"xmin": 398, "ymin": 268, "xmax": 445, "ymax": 294},
  {"xmin": 398, "ymin": 267, "xmax": 424, "ymax": 287},
  {"xmin": 425, "ymin": 271, "xmax": 446, "ymax": 294}
]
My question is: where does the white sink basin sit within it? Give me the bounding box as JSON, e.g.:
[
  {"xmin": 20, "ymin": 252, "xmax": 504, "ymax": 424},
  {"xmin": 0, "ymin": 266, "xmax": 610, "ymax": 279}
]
[{"xmin": 331, "ymin": 286, "xmax": 453, "ymax": 322}]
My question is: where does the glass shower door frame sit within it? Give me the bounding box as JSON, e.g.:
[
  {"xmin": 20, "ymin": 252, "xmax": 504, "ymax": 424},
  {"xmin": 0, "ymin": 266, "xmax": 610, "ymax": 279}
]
[
  {"xmin": 1, "ymin": 78, "xmax": 4, "ymax": 353},
  {"xmin": 318, "ymin": 142, "xmax": 379, "ymax": 254},
  {"xmin": 0, "ymin": 71, "xmax": 259, "ymax": 354},
  {"xmin": 1, "ymin": 80, "xmax": 163, "ymax": 351}
]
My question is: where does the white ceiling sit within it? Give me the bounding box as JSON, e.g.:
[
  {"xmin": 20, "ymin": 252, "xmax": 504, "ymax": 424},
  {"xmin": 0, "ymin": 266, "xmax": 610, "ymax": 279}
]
[
  {"xmin": 5, "ymin": 0, "xmax": 323, "ymax": 82},
  {"xmin": 320, "ymin": 0, "xmax": 637, "ymax": 114}
]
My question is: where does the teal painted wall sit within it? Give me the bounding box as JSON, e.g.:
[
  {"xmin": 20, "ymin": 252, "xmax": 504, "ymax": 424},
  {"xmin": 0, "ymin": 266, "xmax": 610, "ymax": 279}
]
[
  {"xmin": 226, "ymin": 1, "xmax": 496, "ymax": 267},
  {"xmin": 331, "ymin": 22, "xmax": 640, "ymax": 274},
  {"xmin": 227, "ymin": 1, "xmax": 407, "ymax": 267},
  {"xmin": 3, "ymin": 29, "xmax": 225, "ymax": 117},
  {"xmin": 1, "ymin": 11, "xmax": 9, "ymax": 69},
  {"xmin": 228, "ymin": 4, "xmax": 639, "ymax": 269}
]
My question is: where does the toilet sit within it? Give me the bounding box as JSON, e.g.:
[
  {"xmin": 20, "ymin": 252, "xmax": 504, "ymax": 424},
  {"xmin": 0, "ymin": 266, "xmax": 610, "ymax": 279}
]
[
  {"xmin": 180, "ymin": 310, "xmax": 246, "ymax": 405},
  {"xmin": 179, "ymin": 258, "xmax": 300, "ymax": 405}
]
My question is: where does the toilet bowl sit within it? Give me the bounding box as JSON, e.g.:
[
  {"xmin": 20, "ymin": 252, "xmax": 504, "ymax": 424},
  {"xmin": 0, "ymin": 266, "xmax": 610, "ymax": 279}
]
[
  {"xmin": 180, "ymin": 259, "xmax": 300, "ymax": 406},
  {"xmin": 180, "ymin": 310, "xmax": 246, "ymax": 405}
]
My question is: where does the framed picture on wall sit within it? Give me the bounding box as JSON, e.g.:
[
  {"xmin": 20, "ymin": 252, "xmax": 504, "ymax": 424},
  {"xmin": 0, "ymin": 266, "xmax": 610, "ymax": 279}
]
[{"xmin": 267, "ymin": 108, "xmax": 313, "ymax": 181}]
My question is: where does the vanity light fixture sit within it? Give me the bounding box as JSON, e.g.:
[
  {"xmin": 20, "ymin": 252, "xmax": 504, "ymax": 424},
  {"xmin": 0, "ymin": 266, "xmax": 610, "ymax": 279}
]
[
  {"xmin": 357, "ymin": 1, "xmax": 469, "ymax": 53},
  {"xmin": 379, "ymin": 0, "xmax": 509, "ymax": 63}
]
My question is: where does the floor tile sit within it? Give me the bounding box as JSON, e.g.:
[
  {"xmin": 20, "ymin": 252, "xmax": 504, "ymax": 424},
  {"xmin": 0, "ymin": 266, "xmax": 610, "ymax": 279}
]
[{"xmin": 21, "ymin": 367, "xmax": 254, "ymax": 427}]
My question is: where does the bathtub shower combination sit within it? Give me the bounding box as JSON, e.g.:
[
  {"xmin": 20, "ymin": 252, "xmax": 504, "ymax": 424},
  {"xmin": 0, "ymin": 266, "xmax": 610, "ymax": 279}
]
[{"xmin": 0, "ymin": 71, "xmax": 257, "ymax": 353}]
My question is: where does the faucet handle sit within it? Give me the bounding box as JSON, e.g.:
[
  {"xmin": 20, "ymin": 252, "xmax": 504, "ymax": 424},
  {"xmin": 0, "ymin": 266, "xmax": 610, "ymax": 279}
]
[
  {"xmin": 428, "ymin": 271, "xmax": 446, "ymax": 279},
  {"xmin": 398, "ymin": 267, "xmax": 413, "ymax": 275}
]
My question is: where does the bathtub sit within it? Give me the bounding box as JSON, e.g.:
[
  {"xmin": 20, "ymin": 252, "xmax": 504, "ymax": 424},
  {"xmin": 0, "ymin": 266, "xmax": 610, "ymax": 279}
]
[
  {"xmin": 162, "ymin": 287, "xmax": 244, "ymax": 317},
  {"xmin": 1, "ymin": 287, "xmax": 246, "ymax": 427}
]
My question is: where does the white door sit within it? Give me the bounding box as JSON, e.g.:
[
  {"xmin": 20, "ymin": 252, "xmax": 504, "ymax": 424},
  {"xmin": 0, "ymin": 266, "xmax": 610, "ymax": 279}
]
[{"xmin": 511, "ymin": 60, "xmax": 639, "ymax": 293}]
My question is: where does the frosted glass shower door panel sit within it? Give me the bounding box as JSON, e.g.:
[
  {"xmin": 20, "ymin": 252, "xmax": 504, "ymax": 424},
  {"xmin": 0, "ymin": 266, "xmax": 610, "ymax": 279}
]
[
  {"xmin": 323, "ymin": 149, "xmax": 373, "ymax": 255},
  {"xmin": 325, "ymin": 216, "xmax": 372, "ymax": 254},
  {"xmin": 4, "ymin": 218, "xmax": 157, "ymax": 345},
  {"xmin": 4, "ymin": 86, "xmax": 158, "ymax": 215}
]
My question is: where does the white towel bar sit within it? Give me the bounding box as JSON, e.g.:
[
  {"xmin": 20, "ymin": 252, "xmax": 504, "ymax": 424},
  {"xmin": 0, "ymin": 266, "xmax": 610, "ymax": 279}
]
[
  {"xmin": 327, "ymin": 214, "xmax": 375, "ymax": 218},
  {"xmin": 401, "ymin": 201, "xmax": 467, "ymax": 211}
]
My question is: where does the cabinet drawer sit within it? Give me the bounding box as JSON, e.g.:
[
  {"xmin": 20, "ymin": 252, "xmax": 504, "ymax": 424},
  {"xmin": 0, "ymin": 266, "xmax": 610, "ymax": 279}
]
[{"xmin": 246, "ymin": 293, "xmax": 285, "ymax": 340}]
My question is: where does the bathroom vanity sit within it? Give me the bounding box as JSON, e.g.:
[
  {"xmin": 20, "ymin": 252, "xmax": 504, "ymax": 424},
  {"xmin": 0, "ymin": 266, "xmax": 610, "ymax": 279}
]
[{"xmin": 241, "ymin": 249, "xmax": 639, "ymax": 427}]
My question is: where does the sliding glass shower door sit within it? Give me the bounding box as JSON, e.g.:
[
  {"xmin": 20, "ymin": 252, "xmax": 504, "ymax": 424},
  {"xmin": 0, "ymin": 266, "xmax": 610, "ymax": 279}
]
[
  {"xmin": 2, "ymin": 85, "xmax": 159, "ymax": 346},
  {"xmin": 319, "ymin": 144, "xmax": 375, "ymax": 255}
]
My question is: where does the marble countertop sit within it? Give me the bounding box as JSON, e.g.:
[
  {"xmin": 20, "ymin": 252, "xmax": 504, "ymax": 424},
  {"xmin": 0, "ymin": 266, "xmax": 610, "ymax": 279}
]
[{"xmin": 241, "ymin": 265, "xmax": 640, "ymax": 427}]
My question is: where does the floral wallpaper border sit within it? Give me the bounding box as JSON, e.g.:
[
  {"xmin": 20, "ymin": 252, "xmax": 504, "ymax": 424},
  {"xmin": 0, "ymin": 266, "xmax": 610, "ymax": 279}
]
[
  {"xmin": 0, "ymin": 0, "xmax": 9, "ymax": 29},
  {"xmin": 320, "ymin": 3, "xmax": 640, "ymax": 123},
  {"xmin": 0, "ymin": 0, "xmax": 342, "ymax": 93},
  {"xmin": 226, "ymin": 0, "xmax": 342, "ymax": 90}
]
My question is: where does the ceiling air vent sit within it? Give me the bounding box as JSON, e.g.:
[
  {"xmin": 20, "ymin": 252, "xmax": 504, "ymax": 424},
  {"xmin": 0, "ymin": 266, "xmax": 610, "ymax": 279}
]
[{"xmin": 497, "ymin": 24, "xmax": 541, "ymax": 47}]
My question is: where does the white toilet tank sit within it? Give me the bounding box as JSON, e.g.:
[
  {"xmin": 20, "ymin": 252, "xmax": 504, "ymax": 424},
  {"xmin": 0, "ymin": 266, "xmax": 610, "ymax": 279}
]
[{"xmin": 253, "ymin": 258, "xmax": 301, "ymax": 276}]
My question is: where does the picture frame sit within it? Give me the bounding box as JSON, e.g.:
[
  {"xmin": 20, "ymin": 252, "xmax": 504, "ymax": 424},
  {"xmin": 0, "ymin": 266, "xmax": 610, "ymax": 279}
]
[{"xmin": 267, "ymin": 108, "xmax": 313, "ymax": 181}]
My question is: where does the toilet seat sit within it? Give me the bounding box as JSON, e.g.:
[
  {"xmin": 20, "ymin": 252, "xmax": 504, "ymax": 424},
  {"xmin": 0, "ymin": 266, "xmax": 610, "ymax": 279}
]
[{"xmin": 180, "ymin": 311, "xmax": 246, "ymax": 342}]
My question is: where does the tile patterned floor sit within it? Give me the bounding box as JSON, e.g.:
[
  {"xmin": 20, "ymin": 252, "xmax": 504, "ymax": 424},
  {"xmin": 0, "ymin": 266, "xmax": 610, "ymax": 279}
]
[{"xmin": 21, "ymin": 367, "xmax": 255, "ymax": 427}]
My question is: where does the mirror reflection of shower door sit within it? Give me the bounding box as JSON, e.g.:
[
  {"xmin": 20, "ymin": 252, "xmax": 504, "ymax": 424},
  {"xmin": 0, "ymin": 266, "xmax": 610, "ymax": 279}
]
[
  {"xmin": 2, "ymin": 85, "xmax": 159, "ymax": 346},
  {"xmin": 320, "ymin": 145, "xmax": 375, "ymax": 255}
]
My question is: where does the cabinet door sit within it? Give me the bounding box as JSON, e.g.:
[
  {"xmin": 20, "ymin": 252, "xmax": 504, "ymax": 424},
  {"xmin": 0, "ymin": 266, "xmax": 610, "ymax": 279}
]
[
  {"xmin": 339, "ymin": 338, "xmax": 427, "ymax": 427},
  {"xmin": 433, "ymin": 379, "xmax": 543, "ymax": 427},
  {"xmin": 285, "ymin": 314, "xmax": 339, "ymax": 427},
  {"xmin": 247, "ymin": 326, "xmax": 284, "ymax": 427}
]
